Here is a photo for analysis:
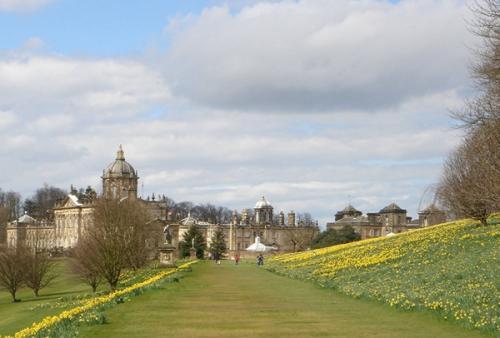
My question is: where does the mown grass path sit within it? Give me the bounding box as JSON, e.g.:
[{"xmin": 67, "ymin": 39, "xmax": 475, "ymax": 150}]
[{"xmin": 79, "ymin": 261, "xmax": 488, "ymax": 338}]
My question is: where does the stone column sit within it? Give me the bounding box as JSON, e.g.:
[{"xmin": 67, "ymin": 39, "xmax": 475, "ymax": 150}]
[{"xmin": 288, "ymin": 211, "xmax": 296, "ymax": 227}]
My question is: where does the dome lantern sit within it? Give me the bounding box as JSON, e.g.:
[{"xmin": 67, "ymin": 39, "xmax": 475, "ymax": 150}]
[{"xmin": 116, "ymin": 144, "xmax": 125, "ymax": 160}]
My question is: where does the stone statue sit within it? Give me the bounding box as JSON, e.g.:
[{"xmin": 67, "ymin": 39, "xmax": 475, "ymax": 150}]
[
  {"xmin": 163, "ymin": 224, "xmax": 172, "ymax": 245},
  {"xmin": 159, "ymin": 224, "xmax": 176, "ymax": 268}
]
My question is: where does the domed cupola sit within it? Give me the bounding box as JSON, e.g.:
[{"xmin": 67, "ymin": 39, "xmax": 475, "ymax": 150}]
[
  {"xmin": 254, "ymin": 196, "xmax": 273, "ymax": 225},
  {"xmin": 335, "ymin": 204, "xmax": 362, "ymax": 221},
  {"xmin": 103, "ymin": 145, "xmax": 138, "ymax": 179},
  {"xmin": 379, "ymin": 203, "xmax": 406, "ymax": 214},
  {"xmin": 102, "ymin": 145, "xmax": 139, "ymax": 200},
  {"xmin": 255, "ymin": 196, "xmax": 272, "ymax": 209}
]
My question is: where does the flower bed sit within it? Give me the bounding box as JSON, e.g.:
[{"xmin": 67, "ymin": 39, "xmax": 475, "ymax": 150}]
[
  {"xmin": 267, "ymin": 218, "xmax": 499, "ymax": 333},
  {"xmin": 6, "ymin": 260, "xmax": 198, "ymax": 338}
]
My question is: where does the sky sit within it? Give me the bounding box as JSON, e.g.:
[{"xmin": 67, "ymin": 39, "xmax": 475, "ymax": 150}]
[{"xmin": 0, "ymin": 0, "xmax": 476, "ymax": 227}]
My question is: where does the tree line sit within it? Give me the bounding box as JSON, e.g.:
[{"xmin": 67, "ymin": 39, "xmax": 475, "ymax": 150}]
[
  {"xmin": 162, "ymin": 197, "xmax": 316, "ymax": 226},
  {"xmin": 438, "ymin": 0, "xmax": 500, "ymax": 225},
  {"xmin": 0, "ymin": 243, "xmax": 55, "ymax": 301},
  {"xmin": 0, "ymin": 184, "xmax": 67, "ymax": 225}
]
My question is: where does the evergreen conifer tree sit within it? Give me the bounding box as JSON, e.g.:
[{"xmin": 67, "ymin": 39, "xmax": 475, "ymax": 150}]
[
  {"xmin": 179, "ymin": 225, "xmax": 206, "ymax": 259},
  {"xmin": 209, "ymin": 227, "xmax": 227, "ymax": 259}
]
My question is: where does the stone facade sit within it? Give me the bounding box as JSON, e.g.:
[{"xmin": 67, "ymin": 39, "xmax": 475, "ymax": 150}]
[
  {"xmin": 7, "ymin": 146, "xmax": 317, "ymax": 256},
  {"xmin": 418, "ymin": 204, "xmax": 446, "ymax": 227},
  {"xmin": 6, "ymin": 213, "xmax": 55, "ymax": 250},
  {"xmin": 165, "ymin": 196, "xmax": 318, "ymax": 258},
  {"xmin": 53, "ymin": 195, "xmax": 94, "ymax": 249},
  {"xmin": 50, "ymin": 146, "xmax": 166, "ymax": 251},
  {"xmin": 327, "ymin": 203, "xmax": 446, "ymax": 240}
]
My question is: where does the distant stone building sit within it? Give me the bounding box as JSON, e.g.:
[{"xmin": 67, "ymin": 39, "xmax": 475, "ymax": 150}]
[
  {"xmin": 53, "ymin": 194, "xmax": 94, "ymax": 249},
  {"xmin": 51, "ymin": 146, "xmax": 167, "ymax": 250},
  {"xmin": 168, "ymin": 196, "xmax": 318, "ymax": 257},
  {"xmin": 418, "ymin": 204, "xmax": 446, "ymax": 227},
  {"xmin": 7, "ymin": 146, "xmax": 317, "ymax": 256},
  {"xmin": 335, "ymin": 205, "xmax": 362, "ymax": 221},
  {"xmin": 5, "ymin": 146, "xmax": 166, "ymax": 252},
  {"xmin": 327, "ymin": 202, "xmax": 445, "ymax": 240},
  {"xmin": 6, "ymin": 212, "xmax": 54, "ymax": 250}
]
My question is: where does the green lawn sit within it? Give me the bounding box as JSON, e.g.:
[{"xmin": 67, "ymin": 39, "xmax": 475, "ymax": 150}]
[
  {"xmin": 0, "ymin": 258, "xmax": 95, "ymax": 336},
  {"xmin": 78, "ymin": 260, "xmax": 488, "ymax": 338}
]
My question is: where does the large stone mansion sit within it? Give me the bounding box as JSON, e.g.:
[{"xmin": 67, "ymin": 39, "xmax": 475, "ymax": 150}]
[
  {"xmin": 327, "ymin": 203, "xmax": 446, "ymax": 240},
  {"xmin": 6, "ymin": 146, "xmax": 318, "ymax": 256}
]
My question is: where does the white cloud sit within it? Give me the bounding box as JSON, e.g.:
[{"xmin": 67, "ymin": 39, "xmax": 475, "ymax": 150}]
[
  {"xmin": 0, "ymin": 99, "xmax": 458, "ymax": 225},
  {"xmin": 0, "ymin": 1, "xmax": 472, "ymax": 227},
  {"xmin": 0, "ymin": 54, "xmax": 172, "ymax": 196},
  {"xmin": 0, "ymin": 0, "xmax": 55, "ymax": 12},
  {"xmin": 0, "ymin": 110, "xmax": 17, "ymax": 130},
  {"xmin": 164, "ymin": 0, "xmax": 473, "ymax": 112},
  {"xmin": 16, "ymin": 100, "xmax": 454, "ymax": 222},
  {"xmin": 0, "ymin": 56, "xmax": 172, "ymax": 119},
  {"xmin": 143, "ymin": 170, "xmax": 204, "ymax": 186},
  {"xmin": 31, "ymin": 114, "xmax": 74, "ymax": 132}
]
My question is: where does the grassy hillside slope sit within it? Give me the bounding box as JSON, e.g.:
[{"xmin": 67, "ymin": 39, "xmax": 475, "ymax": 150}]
[{"xmin": 267, "ymin": 217, "xmax": 499, "ymax": 334}]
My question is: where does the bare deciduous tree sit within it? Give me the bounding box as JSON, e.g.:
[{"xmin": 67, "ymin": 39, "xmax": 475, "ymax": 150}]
[
  {"xmin": 454, "ymin": 0, "xmax": 499, "ymax": 129},
  {"xmin": 0, "ymin": 246, "xmax": 27, "ymax": 302},
  {"xmin": 296, "ymin": 212, "xmax": 315, "ymax": 226},
  {"xmin": 0, "ymin": 207, "xmax": 8, "ymax": 245},
  {"xmin": 0, "ymin": 189, "xmax": 22, "ymax": 221},
  {"xmin": 76, "ymin": 198, "xmax": 150, "ymax": 290},
  {"xmin": 71, "ymin": 241, "xmax": 102, "ymax": 293},
  {"xmin": 283, "ymin": 226, "xmax": 318, "ymax": 252},
  {"xmin": 440, "ymin": 0, "xmax": 499, "ymax": 222},
  {"xmin": 438, "ymin": 121, "xmax": 500, "ymax": 225},
  {"xmin": 24, "ymin": 250, "xmax": 56, "ymax": 297},
  {"xmin": 0, "ymin": 206, "xmax": 9, "ymax": 226},
  {"xmin": 24, "ymin": 232, "xmax": 56, "ymax": 297},
  {"xmin": 24, "ymin": 184, "xmax": 66, "ymax": 220}
]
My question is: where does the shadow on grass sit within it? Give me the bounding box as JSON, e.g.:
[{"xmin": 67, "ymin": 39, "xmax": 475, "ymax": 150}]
[{"xmin": 18, "ymin": 289, "xmax": 90, "ymax": 303}]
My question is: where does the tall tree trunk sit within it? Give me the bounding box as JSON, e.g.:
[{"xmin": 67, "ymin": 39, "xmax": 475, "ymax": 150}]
[
  {"xmin": 109, "ymin": 280, "xmax": 118, "ymax": 291},
  {"xmin": 10, "ymin": 290, "xmax": 18, "ymax": 302},
  {"xmin": 480, "ymin": 216, "xmax": 488, "ymax": 226}
]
